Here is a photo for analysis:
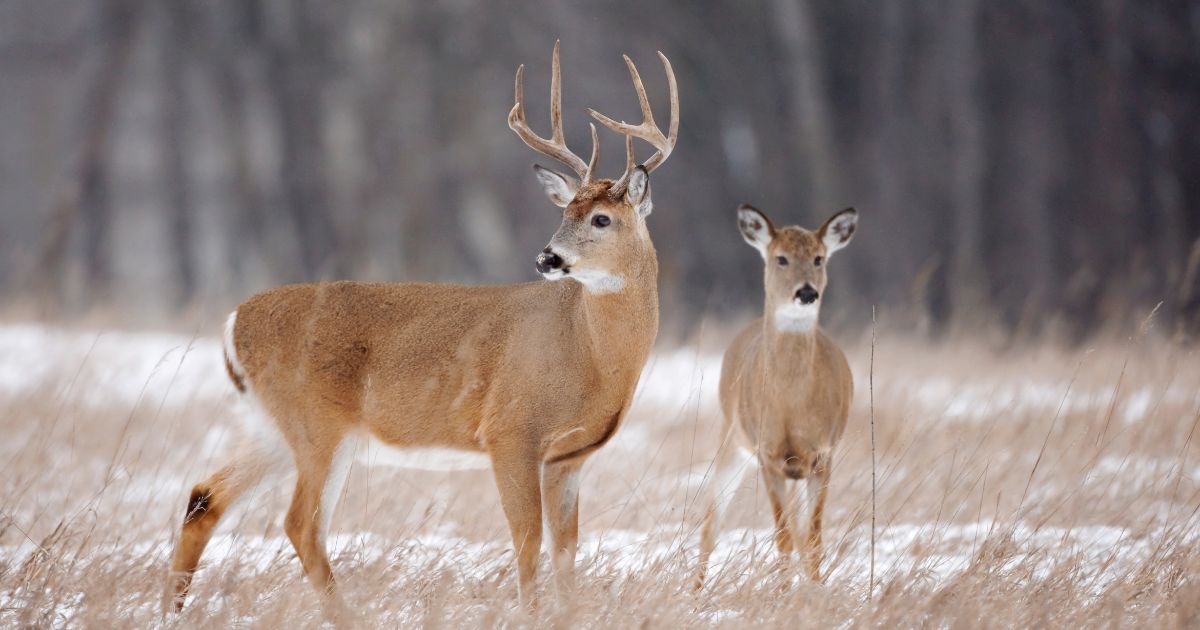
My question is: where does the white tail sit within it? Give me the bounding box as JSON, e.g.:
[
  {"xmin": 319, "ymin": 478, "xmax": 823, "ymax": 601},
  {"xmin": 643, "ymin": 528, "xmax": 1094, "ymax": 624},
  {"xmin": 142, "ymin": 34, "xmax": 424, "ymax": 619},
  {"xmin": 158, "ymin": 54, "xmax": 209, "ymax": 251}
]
[
  {"xmin": 167, "ymin": 41, "xmax": 680, "ymax": 612},
  {"xmin": 696, "ymin": 204, "xmax": 858, "ymax": 587}
]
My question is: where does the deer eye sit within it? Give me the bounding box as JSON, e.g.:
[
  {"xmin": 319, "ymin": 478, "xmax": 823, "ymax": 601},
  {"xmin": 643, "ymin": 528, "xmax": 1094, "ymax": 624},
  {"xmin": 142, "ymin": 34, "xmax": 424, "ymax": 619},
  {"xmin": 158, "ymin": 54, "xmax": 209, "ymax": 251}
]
[
  {"xmin": 776, "ymin": 256, "xmax": 788, "ymax": 266},
  {"xmin": 814, "ymin": 256, "xmax": 823, "ymax": 267},
  {"xmin": 592, "ymin": 214, "xmax": 611, "ymax": 228}
]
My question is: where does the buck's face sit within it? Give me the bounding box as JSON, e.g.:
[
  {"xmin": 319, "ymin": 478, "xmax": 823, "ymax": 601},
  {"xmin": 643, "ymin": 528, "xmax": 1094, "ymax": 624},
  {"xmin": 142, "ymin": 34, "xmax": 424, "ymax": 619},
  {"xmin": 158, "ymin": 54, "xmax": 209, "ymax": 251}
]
[
  {"xmin": 737, "ymin": 204, "xmax": 858, "ymax": 333},
  {"xmin": 533, "ymin": 166, "xmax": 653, "ymax": 295}
]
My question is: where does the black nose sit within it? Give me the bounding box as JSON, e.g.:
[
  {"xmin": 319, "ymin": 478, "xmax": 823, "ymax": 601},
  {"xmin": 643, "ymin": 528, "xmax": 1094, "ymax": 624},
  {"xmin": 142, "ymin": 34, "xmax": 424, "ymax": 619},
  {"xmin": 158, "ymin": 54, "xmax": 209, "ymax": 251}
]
[
  {"xmin": 536, "ymin": 248, "xmax": 564, "ymax": 274},
  {"xmin": 795, "ymin": 284, "xmax": 819, "ymax": 304}
]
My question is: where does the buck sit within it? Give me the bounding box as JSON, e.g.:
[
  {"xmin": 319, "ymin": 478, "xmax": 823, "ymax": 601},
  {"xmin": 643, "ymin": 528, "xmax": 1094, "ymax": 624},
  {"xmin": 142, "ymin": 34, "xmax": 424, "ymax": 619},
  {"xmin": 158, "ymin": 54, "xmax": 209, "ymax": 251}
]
[
  {"xmin": 166, "ymin": 42, "xmax": 678, "ymax": 611},
  {"xmin": 695, "ymin": 203, "xmax": 858, "ymax": 587}
]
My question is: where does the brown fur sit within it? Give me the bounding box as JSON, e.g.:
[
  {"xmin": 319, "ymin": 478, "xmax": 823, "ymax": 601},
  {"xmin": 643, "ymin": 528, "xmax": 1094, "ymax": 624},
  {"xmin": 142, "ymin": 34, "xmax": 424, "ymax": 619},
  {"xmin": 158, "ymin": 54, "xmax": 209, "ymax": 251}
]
[
  {"xmin": 222, "ymin": 354, "xmax": 245, "ymax": 393},
  {"xmin": 696, "ymin": 206, "xmax": 856, "ymax": 587},
  {"xmin": 546, "ymin": 408, "xmax": 623, "ymax": 464}
]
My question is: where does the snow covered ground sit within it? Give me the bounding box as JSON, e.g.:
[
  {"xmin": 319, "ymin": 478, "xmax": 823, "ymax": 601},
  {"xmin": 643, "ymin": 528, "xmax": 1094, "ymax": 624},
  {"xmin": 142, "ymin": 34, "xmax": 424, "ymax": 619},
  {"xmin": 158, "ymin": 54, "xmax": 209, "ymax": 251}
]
[
  {"xmin": 1, "ymin": 322, "xmax": 1198, "ymax": 627},
  {"xmin": 1, "ymin": 324, "xmax": 1190, "ymax": 431}
]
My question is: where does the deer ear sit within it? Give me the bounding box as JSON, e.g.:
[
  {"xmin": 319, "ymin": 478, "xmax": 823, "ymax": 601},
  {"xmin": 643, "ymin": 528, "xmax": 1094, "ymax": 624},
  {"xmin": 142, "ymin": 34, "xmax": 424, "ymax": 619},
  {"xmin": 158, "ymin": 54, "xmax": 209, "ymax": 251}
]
[
  {"xmin": 737, "ymin": 204, "xmax": 775, "ymax": 259},
  {"xmin": 817, "ymin": 207, "xmax": 858, "ymax": 256},
  {"xmin": 533, "ymin": 165, "xmax": 579, "ymax": 208},
  {"xmin": 624, "ymin": 166, "xmax": 652, "ymax": 217}
]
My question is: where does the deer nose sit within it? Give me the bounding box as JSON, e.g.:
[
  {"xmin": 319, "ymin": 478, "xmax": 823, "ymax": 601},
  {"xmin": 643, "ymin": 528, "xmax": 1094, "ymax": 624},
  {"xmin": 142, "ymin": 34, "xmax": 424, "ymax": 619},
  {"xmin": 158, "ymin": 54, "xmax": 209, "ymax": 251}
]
[
  {"xmin": 795, "ymin": 284, "xmax": 819, "ymax": 305},
  {"xmin": 536, "ymin": 248, "xmax": 564, "ymax": 274}
]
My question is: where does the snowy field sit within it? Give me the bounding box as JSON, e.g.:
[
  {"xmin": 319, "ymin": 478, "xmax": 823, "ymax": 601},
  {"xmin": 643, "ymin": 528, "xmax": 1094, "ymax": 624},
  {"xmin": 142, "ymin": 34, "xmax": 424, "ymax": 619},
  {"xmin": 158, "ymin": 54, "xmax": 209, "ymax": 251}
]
[{"xmin": 2, "ymin": 323, "xmax": 1199, "ymax": 627}]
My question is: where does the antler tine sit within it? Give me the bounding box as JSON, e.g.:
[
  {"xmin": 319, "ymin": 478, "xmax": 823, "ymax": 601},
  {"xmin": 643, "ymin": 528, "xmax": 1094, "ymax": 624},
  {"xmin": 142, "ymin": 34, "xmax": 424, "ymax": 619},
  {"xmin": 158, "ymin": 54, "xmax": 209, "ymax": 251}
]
[
  {"xmin": 550, "ymin": 40, "xmax": 565, "ymax": 145},
  {"xmin": 588, "ymin": 51, "xmax": 679, "ymax": 179},
  {"xmin": 648, "ymin": 51, "xmax": 680, "ymax": 172},
  {"xmin": 584, "ymin": 123, "xmax": 600, "ymax": 182},
  {"xmin": 625, "ymin": 55, "xmax": 656, "ymax": 129},
  {"xmin": 614, "ymin": 134, "xmax": 636, "ymax": 190},
  {"xmin": 508, "ymin": 41, "xmax": 592, "ymax": 181}
]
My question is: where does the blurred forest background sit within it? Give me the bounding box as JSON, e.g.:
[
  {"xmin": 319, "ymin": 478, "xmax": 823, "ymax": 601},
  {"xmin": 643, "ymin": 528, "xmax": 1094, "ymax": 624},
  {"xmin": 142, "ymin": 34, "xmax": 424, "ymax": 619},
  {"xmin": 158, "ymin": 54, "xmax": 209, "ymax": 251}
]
[{"xmin": 2, "ymin": 0, "xmax": 1199, "ymax": 341}]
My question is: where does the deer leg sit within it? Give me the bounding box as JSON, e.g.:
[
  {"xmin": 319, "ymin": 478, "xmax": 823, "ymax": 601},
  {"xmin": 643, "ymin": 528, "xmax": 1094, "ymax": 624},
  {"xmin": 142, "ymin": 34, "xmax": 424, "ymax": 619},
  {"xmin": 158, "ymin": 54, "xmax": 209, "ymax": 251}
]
[
  {"xmin": 804, "ymin": 466, "xmax": 830, "ymax": 581},
  {"xmin": 489, "ymin": 440, "xmax": 544, "ymax": 608},
  {"xmin": 167, "ymin": 433, "xmax": 291, "ymax": 612},
  {"xmin": 762, "ymin": 467, "xmax": 798, "ymax": 556},
  {"xmin": 696, "ymin": 438, "xmax": 750, "ymax": 589},
  {"xmin": 282, "ymin": 433, "xmax": 354, "ymax": 600},
  {"xmin": 541, "ymin": 458, "xmax": 583, "ymax": 601}
]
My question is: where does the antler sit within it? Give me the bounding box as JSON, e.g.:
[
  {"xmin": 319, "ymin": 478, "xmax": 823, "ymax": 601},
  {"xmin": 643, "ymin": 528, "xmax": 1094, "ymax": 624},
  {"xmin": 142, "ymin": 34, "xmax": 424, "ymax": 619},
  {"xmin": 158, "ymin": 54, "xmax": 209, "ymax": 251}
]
[
  {"xmin": 508, "ymin": 41, "xmax": 599, "ymax": 183},
  {"xmin": 588, "ymin": 51, "xmax": 679, "ymax": 186}
]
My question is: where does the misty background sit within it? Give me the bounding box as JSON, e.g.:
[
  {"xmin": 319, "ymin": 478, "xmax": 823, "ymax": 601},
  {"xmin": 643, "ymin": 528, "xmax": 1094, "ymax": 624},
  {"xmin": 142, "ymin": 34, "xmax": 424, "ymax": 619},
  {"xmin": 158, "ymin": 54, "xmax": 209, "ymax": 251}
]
[{"xmin": 2, "ymin": 0, "xmax": 1199, "ymax": 341}]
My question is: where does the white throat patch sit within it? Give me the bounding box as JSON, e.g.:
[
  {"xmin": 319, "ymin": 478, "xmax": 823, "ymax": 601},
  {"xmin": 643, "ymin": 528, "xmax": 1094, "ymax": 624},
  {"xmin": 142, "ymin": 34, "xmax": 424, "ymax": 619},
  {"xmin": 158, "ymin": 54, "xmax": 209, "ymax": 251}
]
[
  {"xmin": 543, "ymin": 265, "xmax": 625, "ymax": 294},
  {"xmin": 569, "ymin": 268, "xmax": 625, "ymax": 294},
  {"xmin": 774, "ymin": 302, "xmax": 819, "ymax": 333}
]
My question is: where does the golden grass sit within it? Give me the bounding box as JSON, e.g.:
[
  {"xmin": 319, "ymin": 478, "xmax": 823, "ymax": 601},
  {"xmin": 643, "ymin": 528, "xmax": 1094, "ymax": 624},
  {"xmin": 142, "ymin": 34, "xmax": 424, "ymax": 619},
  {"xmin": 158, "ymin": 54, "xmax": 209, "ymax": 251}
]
[{"xmin": 1, "ymin": 323, "xmax": 1198, "ymax": 628}]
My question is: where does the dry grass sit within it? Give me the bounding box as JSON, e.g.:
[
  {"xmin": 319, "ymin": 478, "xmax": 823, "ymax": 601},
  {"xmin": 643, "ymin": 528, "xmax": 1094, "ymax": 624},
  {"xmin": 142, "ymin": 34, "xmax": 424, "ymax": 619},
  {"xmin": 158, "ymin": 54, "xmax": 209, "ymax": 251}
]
[{"xmin": 1, "ymin": 321, "xmax": 1199, "ymax": 628}]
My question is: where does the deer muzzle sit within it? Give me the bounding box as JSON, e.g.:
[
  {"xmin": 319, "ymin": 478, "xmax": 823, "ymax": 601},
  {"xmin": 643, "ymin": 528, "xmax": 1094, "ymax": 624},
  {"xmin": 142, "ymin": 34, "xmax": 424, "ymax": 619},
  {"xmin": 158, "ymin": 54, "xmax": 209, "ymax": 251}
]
[
  {"xmin": 794, "ymin": 284, "xmax": 819, "ymax": 305},
  {"xmin": 536, "ymin": 248, "xmax": 564, "ymax": 273}
]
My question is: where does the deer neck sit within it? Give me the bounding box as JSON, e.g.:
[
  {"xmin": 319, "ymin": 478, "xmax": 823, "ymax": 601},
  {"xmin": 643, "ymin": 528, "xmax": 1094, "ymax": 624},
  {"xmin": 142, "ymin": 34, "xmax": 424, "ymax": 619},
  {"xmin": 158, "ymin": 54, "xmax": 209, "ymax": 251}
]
[
  {"xmin": 761, "ymin": 298, "xmax": 819, "ymax": 367},
  {"xmin": 576, "ymin": 244, "xmax": 659, "ymax": 382}
]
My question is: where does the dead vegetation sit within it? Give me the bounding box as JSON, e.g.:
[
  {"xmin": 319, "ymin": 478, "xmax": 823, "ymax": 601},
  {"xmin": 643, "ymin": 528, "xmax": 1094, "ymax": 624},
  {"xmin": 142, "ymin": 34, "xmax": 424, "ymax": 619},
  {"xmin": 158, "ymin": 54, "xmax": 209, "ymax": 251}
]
[{"xmin": 1, "ymin": 323, "xmax": 1198, "ymax": 628}]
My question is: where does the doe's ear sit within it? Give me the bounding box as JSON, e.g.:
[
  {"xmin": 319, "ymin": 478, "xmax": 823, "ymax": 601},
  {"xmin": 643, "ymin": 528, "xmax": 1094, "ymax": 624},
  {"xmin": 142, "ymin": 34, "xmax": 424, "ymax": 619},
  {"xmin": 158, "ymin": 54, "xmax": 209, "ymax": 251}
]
[
  {"xmin": 817, "ymin": 207, "xmax": 858, "ymax": 256},
  {"xmin": 737, "ymin": 204, "xmax": 775, "ymax": 260},
  {"xmin": 625, "ymin": 165, "xmax": 652, "ymax": 217},
  {"xmin": 533, "ymin": 164, "xmax": 579, "ymax": 208}
]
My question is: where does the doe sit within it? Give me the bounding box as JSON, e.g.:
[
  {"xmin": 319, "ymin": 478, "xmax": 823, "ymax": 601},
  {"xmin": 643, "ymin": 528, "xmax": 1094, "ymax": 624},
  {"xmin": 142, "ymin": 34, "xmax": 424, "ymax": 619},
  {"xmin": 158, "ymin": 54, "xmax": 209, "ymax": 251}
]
[{"xmin": 696, "ymin": 203, "xmax": 858, "ymax": 586}]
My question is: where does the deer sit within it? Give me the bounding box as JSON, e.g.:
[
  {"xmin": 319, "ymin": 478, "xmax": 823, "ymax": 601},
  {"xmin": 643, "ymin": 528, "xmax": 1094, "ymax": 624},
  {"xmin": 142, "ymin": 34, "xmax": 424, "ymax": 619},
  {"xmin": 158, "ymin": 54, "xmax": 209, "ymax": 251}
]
[
  {"xmin": 166, "ymin": 41, "xmax": 678, "ymax": 613},
  {"xmin": 694, "ymin": 203, "xmax": 858, "ymax": 588}
]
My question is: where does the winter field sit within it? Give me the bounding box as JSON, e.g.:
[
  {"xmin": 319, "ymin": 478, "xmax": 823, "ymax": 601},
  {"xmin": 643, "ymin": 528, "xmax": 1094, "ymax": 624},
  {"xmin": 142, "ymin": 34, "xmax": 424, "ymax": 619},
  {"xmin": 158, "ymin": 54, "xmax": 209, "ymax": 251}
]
[{"xmin": 1, "ymin": 321, "xmax": 1199, "ymax": 628}]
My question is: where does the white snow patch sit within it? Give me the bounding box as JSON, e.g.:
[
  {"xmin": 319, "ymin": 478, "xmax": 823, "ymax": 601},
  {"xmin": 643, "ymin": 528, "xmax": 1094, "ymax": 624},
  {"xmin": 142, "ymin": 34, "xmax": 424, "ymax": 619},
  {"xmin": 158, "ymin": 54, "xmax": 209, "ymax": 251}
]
[
  {"xmin": 0, "ymin": 323, "xmax": 228, "ymax": 410},
  {"xmin": 1120, "ymin": 386, "xmax": 1154, "ymax": 425},
  {"xmin": 630, "ymin": 349, "xmax": 722, "ymax": 420}
]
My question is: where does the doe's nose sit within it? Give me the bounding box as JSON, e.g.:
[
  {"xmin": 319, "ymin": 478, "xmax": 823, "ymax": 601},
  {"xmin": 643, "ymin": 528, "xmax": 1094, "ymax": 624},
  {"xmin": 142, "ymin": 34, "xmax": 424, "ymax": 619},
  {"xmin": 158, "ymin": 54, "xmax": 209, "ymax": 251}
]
[
  {"xmin": 536, "ymin": 248, "xmax": 564, "ymax": 274},
  {"xmin": 795, "ymin": 284, "xmax": 819, "ymax": 305}
]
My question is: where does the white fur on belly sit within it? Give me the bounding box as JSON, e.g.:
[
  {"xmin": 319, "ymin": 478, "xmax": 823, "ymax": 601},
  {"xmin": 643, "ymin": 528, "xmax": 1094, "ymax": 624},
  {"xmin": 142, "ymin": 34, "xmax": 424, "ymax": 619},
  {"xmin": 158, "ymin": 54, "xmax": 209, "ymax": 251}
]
[{"xmin": 357, "ymin": 434, "xmax": 491, "ymax": 471}]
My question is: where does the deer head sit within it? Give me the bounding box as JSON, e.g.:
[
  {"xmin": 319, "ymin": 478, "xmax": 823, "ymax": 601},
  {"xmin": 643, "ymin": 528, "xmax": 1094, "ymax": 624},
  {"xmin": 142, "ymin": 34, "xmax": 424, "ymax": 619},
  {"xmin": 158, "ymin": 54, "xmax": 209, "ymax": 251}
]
[
  {"xmin": 509, "ymin": 41, "xmax": 678, "ymax": 294},
  {"xmin": 737, "ymin": 205, "xmax": 858, "ymax": 332}
]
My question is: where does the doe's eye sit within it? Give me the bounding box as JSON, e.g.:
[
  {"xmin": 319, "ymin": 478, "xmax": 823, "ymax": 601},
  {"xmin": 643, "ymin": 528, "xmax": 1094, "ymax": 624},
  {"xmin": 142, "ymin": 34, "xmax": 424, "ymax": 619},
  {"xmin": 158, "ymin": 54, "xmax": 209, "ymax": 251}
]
[
  {"xmin": 592, "ymin": 214, "xmax": 611, "ymax": 228},
  {"xmin": 814, "ymin": 256, "xmax": 824, "ymax": 267},
  {"xmin": 776, "ymin": 256, "xmax": 788, "ymax": 266}
]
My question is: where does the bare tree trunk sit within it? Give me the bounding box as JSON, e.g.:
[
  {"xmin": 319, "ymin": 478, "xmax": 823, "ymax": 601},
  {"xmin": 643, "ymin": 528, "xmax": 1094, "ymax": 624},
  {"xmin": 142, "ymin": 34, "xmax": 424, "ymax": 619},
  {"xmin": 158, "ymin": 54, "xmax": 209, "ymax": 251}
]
[
  {"xmin": 36, "ymin": 0, "xmax": 142, "ymax": 313},
  {"xmin": 998, "ymin": 4, "xmax": 1060, "ymax": 336},
  {"xmin": 945, "ymin": 0, "xmax": 988, "ymax": 326},
  {"xmin": 209, "ymin": 3, "xmax": 265, "ymax": 288},
  {"xmin": 161, "ymin": 0, "xmax": 195, "ymax": 306},
  {"xmin": 262, "ymin": 0, "xmax": 339, "ymax": 281},
  {"xmin": 768, "ymin": 0, "xmax": 841, "ymax": 212},
  {"xmin": 868, "ymin": 2, "xmax": 911, "ymax": 315},
  {"xmin": 395, "ymin": 4, "xmax": 441, "ymax": 280},
  {"xmin": 1179, "ymin": 238, "xmax": 1200, "ymax": 341}
]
